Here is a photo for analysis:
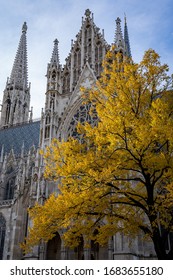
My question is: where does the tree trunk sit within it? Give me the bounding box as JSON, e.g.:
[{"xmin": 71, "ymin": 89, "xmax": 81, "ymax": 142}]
[{"xmin": 152, "ymin": 229, "xmax": 173, "ymax": 260}]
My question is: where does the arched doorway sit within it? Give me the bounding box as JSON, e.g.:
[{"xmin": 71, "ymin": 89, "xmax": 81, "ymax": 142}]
[
  {"xmin": 91, "ymin": 230, "xmax": 99, "ymax": 259},
  {"xmin": 90, "ymin": 229, "xmax": 108, "ymax": 259},
  {"xmin": 74, "ymin": 236, "xmax": 84, "ymax": 259},
  {"xmin": 46, "ymin": 232, "xmax": 61, "ymax": 260}
]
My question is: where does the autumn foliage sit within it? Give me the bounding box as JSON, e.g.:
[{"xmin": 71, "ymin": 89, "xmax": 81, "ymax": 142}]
[{"xmin": 23, "ymin": 49, "xmax": 173, "ymax": 259}]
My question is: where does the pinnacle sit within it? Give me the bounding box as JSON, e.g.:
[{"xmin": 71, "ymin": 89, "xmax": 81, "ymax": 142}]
[
  {"xmin": 116, "ymin": 17, "xmax": 121, "ymax": 24},
  {"xmin": 22, "ymin": 22, "xmax": 27, "ymax": 33},
  {"xmin": 9, "ymin": 22, "xmax": 28, "ymax": 89},
  {"xmin": 114, "ymin": 17, "xmax": 124, "ymax": 49},
  {"xmin": 50, "ymin": 39, "xmax": 60, "ymax": 66},
  {"xmin": 54, "ymin": 38, "xmax": 59, "ymax": 45},
  {"xmin": 85, "ymin": 9, "xmax": 91, "ymax": 18}
]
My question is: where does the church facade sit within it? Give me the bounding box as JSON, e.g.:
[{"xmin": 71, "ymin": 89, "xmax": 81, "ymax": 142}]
[{"xmin": 0, "ymin": 9, "xmax": 156, "ymax": 260}]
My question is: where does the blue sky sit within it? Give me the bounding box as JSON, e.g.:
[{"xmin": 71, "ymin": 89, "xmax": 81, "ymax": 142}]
[{"xmin": 0, "ymin": 0, "xmax": 173, "ymax": 118}]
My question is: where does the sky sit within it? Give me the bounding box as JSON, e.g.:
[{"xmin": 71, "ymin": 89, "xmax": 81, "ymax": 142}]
[{"xmin": 0, "ymin": 0, "xmax": 173, "ymax": 118}]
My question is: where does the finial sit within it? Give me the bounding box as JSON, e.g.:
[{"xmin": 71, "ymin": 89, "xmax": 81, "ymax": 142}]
[
  {"xmin": 116, "ymin": 17, "xmax": 121, "ymax": 25},
  {"xmin": 41, "ymin": 108, "xmax": 44, "ymax": 116},
  {"xmin": 54, "ymin": 38, "xmax": 59, "ymax": 45},
  {"xmin": 22, "ymin": 22, "xmax": 27, "ymax": 33},
  {"xmin": 85, "ymin": 9, "xmax": 91, "ymax": 18}
]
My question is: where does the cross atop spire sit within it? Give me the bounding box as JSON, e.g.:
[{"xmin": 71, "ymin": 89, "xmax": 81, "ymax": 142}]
[
  {"xmin": 9, "ymin": 22, "xmax": 28, "ymax": 90},
  {"xmin": 50, "ymin": 39, "xmax": 60, "ymax": 66}
]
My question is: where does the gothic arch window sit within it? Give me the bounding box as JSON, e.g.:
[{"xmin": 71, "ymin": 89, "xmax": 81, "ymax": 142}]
[
  {"xmin": 52, "ymin": 70, "xmax": 56, "ymax": 81},
  {"xmin": 62, "ymin": 70, "xmax": 70, "ymax": 94},
  {"xmin": 45, "ymin": 114, "xmax": 51, "ymax": 125},
  {"xmin": 45, "ymin": 112, "xmax": 51, "ymax": 139},
  {"xmin": 95, "ymin": 41, "xmax": 103, "ymax": 77},
  {"xmin": 5, "ymin": 98, "xmax": 11, "ymax": 125},
  {"xmin": 50, "ymin": 97, "xmax": 55, "ymax": 110},
  {"xmin": 0, "ymin": 214, "xmax": 6, "ymax": 260},
  {"xmin": 4, "ymin": 177, "xmax": 15, "ymax": 200},
  {"xmin": 84, "ymin": 24, "xmax": 92, "ymax": 62},
  {"xmin": 73, "ymin": 48, "xmax": 81, "ymax": 84},
  {"xmin": 45, "ymin": 126, "xmax": 50, "ymax": 139},
  {"xmin": 67, "ymin": 103, "xmax": 97, "ymax": 140},
  {"xmin": 13, "ymin": 99, "xmax": 17, "ymax": 113},
  {"xmin": 23, "ymin": 103, "xmax": 27, "ymax": 121},
  {"xmin": 46, "ymin": 232, "xmax": 61, "ymax": 260},
  {"xmin": 91, "ymin": 229, "xmax": 99, "ymax": 259}
]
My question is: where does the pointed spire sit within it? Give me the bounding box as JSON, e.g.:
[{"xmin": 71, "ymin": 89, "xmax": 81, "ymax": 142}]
[
  {"xmin": 50, "ymin": 39, "xmax": 60, "ymax": 66},
  {"xmin": 0, "ymin": 22, "xmax": 31, "ymax": 128},
  {"xmin": 124, "ymin": 15, "xmax": 131, "ymax": 57},
  {"xmin": 114, "ymin": 17, "xmax": 124, "ymax": 49},
  {"xmin": 9, "ymin": 22, "xmax": 28, "ymax": 90}
]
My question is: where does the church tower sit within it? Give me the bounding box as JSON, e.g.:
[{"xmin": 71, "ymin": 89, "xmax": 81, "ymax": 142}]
[
  {"xmin": 0, "ymin": 22, "xmax": 31, "ymax": 128},
  {"xmin": 40, "ymin": 39, "xmax": 62, "ymax": 148},
  {"xmin": 40, "ymin": 9, "xmax": 110, "ymax": 148},
  {"xmin": 114, "ymin": 16, "xmax": 131, "ymax": 57},
  {"xmin": 40, "ymin": 10, "xmax": 132, "ymax": 149}
]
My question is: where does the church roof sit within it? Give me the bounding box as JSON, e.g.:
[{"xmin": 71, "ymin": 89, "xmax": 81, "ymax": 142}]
[{"xmin": 0, "ymin": 120, "xmax": 40, "ymax": 157}]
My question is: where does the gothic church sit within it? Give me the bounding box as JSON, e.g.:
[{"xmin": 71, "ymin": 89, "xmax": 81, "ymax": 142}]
[{"xmin": 0, "ymin": 9, "xmax": 155, "ymax": 260}]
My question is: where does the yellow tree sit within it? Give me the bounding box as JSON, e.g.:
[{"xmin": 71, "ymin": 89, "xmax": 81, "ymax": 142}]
[{"xmin": 23, "ymin": 49, "xmax": 173, "ymax": 259}]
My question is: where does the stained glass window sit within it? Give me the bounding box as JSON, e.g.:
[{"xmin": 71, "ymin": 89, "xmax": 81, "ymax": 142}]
[
  {"xmin": 4, "ymin": 177, "xmax": 15, "ymax": 200},
  {"xmin": 67, "ymin": 103, "xmax": 97, "ymax": 140}
]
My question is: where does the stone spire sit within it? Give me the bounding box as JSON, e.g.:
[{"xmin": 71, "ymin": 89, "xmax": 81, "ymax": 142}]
[
  {"xmin": 46, "ymin": 38, "xmax": 61, "ymax": 93},
  {"xmin": 50, "ymin": 39, "xmax": 60, "ymax": 66},
  {"xmin": 9, "ymin": 22, "xmax": 28, "ymax": 90},
  {"xmin": 114, "ymin": 17, "xmax": 124, "ymax": 51},
  {"xmin": 0, "ymin": 22, "xmax": 31, "ymax": 128},
  {"xmin": 124, "ymin": 15, "xmax": 131, "ymax": 57}
]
